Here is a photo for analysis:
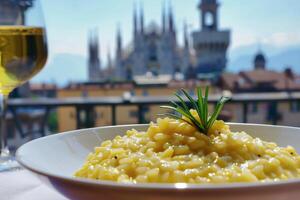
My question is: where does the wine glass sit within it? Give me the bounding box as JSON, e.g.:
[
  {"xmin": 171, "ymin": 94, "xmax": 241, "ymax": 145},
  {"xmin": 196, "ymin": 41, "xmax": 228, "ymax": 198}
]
[{"xmin": 0, "ymin": 0, "xmax": 48, "ymax": 171}]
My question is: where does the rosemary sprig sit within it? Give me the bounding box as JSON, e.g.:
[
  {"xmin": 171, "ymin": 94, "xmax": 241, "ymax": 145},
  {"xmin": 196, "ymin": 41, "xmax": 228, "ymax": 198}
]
[{"xmin": 160, "ymin": 87, "xmax": 230, "ymax": 135}]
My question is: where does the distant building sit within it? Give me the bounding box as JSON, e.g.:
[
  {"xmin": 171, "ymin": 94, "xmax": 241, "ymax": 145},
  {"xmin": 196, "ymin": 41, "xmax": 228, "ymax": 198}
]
[
  {"xmin": 87, "ymin": 0, "xmax": 230, "ymax": 82},
  {"xmin": 0, "ymin": 0, "xmax": 32, "ymax": 25},
  {"xmin": 253, "ymin": 51, "xmax": 266, "ymax": 70},
  {"xmin": 87, "ymin": 30, "xmax": 102, "ymax": 82},
  {"xmin": 58, "ymin": 79, "xmax": 214, "ymax": 131},
  {"xmin": 57, "ymin": 73, "xmax": 300, "ymax": 131},
  {"xmin": 29, "ymin": 83, "xmax": 57, "ymax": 98},
  {"xmin": 192, "ymin": 0, "xmax": 230, "ymax": 79},
  {"xmin": 219, "ymin": 51, "xmax": 300, "ymax": 93}
]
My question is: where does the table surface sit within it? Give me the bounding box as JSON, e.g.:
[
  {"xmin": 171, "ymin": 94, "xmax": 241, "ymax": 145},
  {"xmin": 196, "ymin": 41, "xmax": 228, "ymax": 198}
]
[{"xmin": 0, "ymin": 169, "xmax": 68, "ymax": 200}]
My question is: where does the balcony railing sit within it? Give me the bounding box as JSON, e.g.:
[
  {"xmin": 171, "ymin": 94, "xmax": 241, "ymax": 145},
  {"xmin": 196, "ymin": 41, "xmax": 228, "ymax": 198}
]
[{"xmin": 7, "ymin": 91, "xmax": 300, "ymax": 137}]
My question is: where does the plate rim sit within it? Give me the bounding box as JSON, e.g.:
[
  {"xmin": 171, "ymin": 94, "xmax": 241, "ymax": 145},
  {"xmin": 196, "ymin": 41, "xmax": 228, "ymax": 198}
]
[{"xmin": 16, "ymin": 123, "xmax": 300, "ymax": 191}]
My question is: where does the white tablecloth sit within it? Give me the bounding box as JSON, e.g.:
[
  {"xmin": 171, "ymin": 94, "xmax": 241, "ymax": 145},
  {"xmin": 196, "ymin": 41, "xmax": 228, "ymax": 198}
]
[{"xmin": 0, "ymin": 170, "xmax": 68, "ymax": 200}]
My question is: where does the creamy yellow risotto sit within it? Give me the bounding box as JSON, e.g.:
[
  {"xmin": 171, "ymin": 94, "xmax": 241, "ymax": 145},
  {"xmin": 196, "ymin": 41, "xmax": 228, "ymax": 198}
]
[{"xmin": 75, "ymin": 112, "xmax": 300, "ymax": 184}]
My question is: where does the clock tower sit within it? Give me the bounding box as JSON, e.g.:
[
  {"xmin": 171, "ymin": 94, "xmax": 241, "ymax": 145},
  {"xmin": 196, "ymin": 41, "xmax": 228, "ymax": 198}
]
[{"xmin": 192, "ymin": 0, "xmax": 230, "ymax": 79}]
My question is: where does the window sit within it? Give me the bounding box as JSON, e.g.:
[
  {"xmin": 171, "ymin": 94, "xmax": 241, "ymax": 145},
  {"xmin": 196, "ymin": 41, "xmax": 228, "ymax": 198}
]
[
  {"xmin": 251, "ymin": 103, "xmax": 258, "ymax": 113},
  {"xmin": 69, "ymin": 111, "xmax": 75, "ymax": 119},
  {"xmin": 96, "ymin": 112, "xmax": 103, "ymax": 119},
  {"xmin": 81, "ymin": 90, "xmax": 88, "ymax": 97},
  {"xmin": 204, "ymin": 12, "xmax": 214, "ymax": 27},
  {"xmin": 142, "ymin": 106, "xmax": 150, "ymax": 113},
  {"xmin": 149, "ymin": 43, "xmax": 157, "ymax": 61},
  {"xmin": 129, "ymin": 111, "xmax": 138, "ymax": 118},
  {"xmin": 267, "ymin": 102, "xmax": 277, "ymax": 121},
  {"xmin": 130, "ymin": 90, "xmax": 135, "ymax": 96},
  {"xmin": 290, "ymin": 101, "xmax": 300, "ymax": 113},
  {"xmin": 142, "ymin": 89, "xmax": 148, "ymax": 96}
]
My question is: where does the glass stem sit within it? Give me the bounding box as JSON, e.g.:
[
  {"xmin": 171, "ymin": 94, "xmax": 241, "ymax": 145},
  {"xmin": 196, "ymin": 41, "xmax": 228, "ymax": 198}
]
[{"xmin": 0, "ymin": 94, "xmax": 9, "ymax": 157}]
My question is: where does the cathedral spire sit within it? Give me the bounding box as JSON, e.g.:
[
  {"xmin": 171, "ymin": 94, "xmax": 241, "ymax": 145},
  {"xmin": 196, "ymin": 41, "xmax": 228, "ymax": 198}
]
[
  {"xmin": 116, "ymin": 24, "xmax": 122, "ymax": 54},
  {"xmin": 162, "ymin": 0, "xmax": 167, "ymax": 33},
  {"xmin": 107, "ymin": 46, "xmax": 112, "ymax": 69},
  {"xmin": 88, "ymin": 29, "xmax": 101, "ymax": 81},
  {"xmin": 115, "ymin": 25, "xmax": 124, "ymax": 79},
  {"xmin": 89, "ymin": 29, "xmax": 100, "ymax": 66},
  {"xmin": 182, "ymin": 22, "xmax": 191, "ymax": 76},
  {"xmin": 183, "ymin": 21, "xmax": 189, "ymax": 48},
  {"xmin": 139, "ymin": 1, "xmax": 144, "ymax": 34},
  {"xmin": 94, "ymin": 30, "xmax": 99, "ymax": 58},
  {"xmin": 133, "ymin": 1, "xmax": 138, "ymax": 37},
  {"xmin": 168, "ymin": 1, "xmax": 175, "ymax": 34}
]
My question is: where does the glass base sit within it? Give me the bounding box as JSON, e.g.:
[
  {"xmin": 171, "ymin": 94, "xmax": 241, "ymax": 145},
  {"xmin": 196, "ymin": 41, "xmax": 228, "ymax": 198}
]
[{"xmin": 0, "ymin": 148, "xmax": 22, "ymax": 172}]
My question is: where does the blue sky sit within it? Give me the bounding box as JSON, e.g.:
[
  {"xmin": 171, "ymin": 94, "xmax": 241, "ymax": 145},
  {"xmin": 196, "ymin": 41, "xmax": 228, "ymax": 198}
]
[
  {"xmin": 32, "ymin": 0, "xmax": 300, "ymax": 83},
  {"xmin": 40, "ymin": 0, "xmax": 300, "ymax": 57}
]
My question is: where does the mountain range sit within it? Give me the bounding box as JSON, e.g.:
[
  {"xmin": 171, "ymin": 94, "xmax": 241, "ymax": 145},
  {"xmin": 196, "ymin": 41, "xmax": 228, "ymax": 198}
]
[
  {"xmin": 32, "ymin": 45, "xmax": 300, "ymax": 85},
  {"xmin": 33, "ymin": 53, "xmax": 87, "ymax": 85}
]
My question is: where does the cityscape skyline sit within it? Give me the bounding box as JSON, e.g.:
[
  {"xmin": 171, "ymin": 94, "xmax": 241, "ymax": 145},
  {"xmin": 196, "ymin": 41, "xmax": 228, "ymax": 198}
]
[
  {"xmin": 33, "ymin": 0, "xmax": 300, "ymax": 84},
  {"xmin": 87, "ymin": 0, "xmax": 231, "ymax": 82}
]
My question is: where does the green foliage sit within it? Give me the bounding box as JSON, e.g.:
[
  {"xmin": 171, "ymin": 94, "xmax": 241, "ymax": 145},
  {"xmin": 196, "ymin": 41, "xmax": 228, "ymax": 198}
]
[
  {"xmin": 160, "ymin": 87, "xmax": 230, "ymax": 135},
  {"xmin": 48, "ymin": 111, "xmax": 58, "ymax": 132}
]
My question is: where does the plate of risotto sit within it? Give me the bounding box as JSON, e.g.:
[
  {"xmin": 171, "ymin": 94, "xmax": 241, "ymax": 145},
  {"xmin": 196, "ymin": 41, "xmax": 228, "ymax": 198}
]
[{"xmin": 17, "ymin": 88, "xmax": 300, "ymax": 200}]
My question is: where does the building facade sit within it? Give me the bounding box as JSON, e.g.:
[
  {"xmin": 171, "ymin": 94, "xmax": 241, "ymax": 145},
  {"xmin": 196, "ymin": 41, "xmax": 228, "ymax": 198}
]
[
  {"xmin": 62, "ymin": 49, "xmax": 300, "ymax": 132},
  {"xmin": 219, "ymin": 51, "xmax": 300, "ymax": 126},
  {"xmin": 88, "ymin": 0, "xmax": 231, "ymax": 82},
  {"xmin": 87, "ymin": 30, "xmax": 102, "ymax": 82},
  {"xmin": 57, "ymin": 80, "xmax": 216, "ymax": 132},
  {"xmin": 192, "ymin": 0, "xmax": 230, "ymax": 79},
  {"xmin": 119, "ymin": 4, "xmax": 182, "ymax": 78},
  {"xmin": 219, "ymin": 52, "xmax": 300, "ymax": 93},
  {"xmin": 0, "ymin": 0, "xmax": 32, "ymax": 25},
  {"xmin": 57, "ymin": 80, "xmax": 300, "ymax": 132}
]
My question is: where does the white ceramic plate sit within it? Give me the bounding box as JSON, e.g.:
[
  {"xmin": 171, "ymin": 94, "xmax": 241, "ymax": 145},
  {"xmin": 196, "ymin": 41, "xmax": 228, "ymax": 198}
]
[{"xmin": 16, "ymin": 123, "xmax": 300, "ymax": 200}]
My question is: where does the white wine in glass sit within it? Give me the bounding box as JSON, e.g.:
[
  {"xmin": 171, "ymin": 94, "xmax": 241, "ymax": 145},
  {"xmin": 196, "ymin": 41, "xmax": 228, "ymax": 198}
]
[
  {"xmin": 0, "ymin": 0, "xmax": 48, "ymax": 171},
  {"xmin": 0, "ymin": 26, "xmax": 47, "ymax": 95}
]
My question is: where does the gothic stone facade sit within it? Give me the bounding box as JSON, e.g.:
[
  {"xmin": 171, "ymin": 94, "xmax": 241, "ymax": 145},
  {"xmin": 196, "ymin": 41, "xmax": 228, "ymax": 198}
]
[
  {"xmin": 114, "ymin": 4, "xmax": 185, "ymax": 80},
  {"xmin": 88, "ymin": 0, "xmax": 231, "ymax": 82}
]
